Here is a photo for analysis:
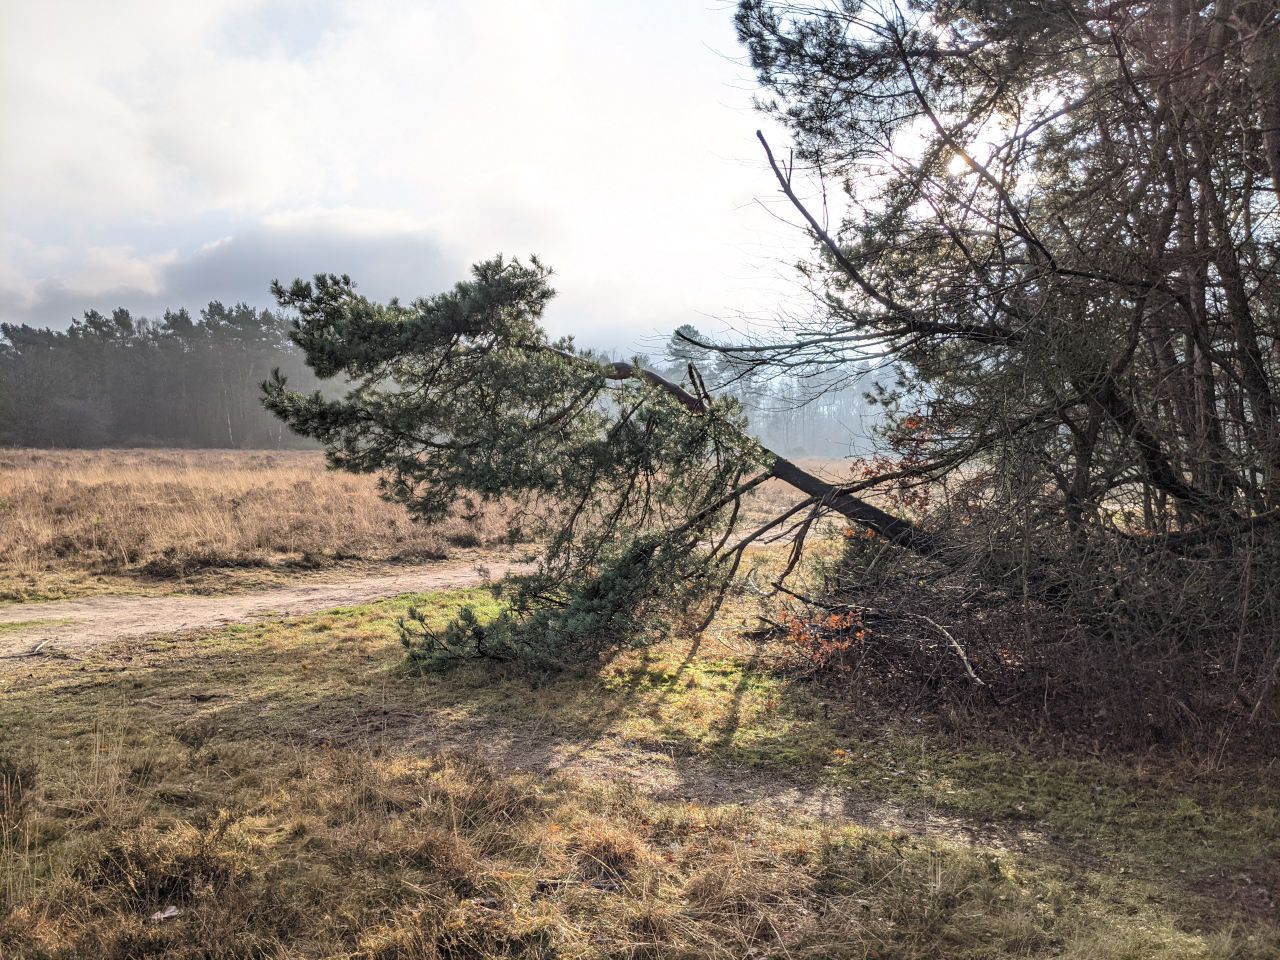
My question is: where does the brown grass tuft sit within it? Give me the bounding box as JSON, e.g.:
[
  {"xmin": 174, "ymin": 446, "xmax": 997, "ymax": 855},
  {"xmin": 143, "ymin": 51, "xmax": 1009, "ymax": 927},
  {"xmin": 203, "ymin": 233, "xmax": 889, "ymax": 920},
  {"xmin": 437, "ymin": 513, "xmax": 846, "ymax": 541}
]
[
  {"xmin": 75, "ymin": 814, "xmax": 246, "ymax": 909},
  {"xmin": 681, "ymin": 844, "xmax": 817, "ymax": 945},
  {"xmin": 572, "ymin": 822, "xmax": 647, "ymax": 883},
  {"xmin": 389, "ymin": 825, "xmax": 478, "ymax": 896},
  {"xmin": 0, "ymin": 750, "xmax": 37, "ymax": 833}
]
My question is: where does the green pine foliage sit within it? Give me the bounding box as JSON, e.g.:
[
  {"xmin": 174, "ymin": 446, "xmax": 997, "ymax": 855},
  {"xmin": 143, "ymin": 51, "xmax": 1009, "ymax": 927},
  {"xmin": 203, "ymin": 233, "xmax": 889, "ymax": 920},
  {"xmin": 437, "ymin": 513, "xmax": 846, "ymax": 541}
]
[{"xmin": 266, "ymin": 257, "xmax": 768, "ymax": 668}]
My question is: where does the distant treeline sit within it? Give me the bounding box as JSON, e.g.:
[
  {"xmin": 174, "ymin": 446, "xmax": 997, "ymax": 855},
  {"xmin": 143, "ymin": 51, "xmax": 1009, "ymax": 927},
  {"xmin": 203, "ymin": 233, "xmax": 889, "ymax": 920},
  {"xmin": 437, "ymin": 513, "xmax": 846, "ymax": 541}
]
[
  {"xmin": 0, "ymin": 304, "xmax": 323, "ymax": 448},
  {"xmin": 731, "ymin": 375, "xmax": 884, "ymax": 457},
  {"xmin": 0, "ymin": 310, "xmax": 884, "ymax": 454}
]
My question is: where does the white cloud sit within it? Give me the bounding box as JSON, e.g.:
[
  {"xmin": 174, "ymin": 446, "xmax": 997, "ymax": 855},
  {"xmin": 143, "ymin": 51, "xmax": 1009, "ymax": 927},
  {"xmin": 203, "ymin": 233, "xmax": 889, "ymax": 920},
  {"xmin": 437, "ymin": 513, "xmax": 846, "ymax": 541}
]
[
  {"xmin": 0, "ymin": 0, "xmax": 806, "ymax": 345},
  {"xmin": 0, "ymin": 207, "xmax": 459, "ymax": 325},
  {"xmin": 74, "ymin": 246, "xmax": 178, "ymax": 296},
  {"xmin": 259, "ymin": 206, "xmax": 434, "ymax": 237}
]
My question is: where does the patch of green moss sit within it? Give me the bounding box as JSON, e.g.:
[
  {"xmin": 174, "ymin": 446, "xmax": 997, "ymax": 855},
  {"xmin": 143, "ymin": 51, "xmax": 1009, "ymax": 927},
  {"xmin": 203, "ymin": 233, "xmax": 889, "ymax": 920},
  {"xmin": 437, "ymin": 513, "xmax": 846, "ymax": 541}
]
[{"xmin": 588, "ymin": 653, "xmax": 1279, "ymax": 887}]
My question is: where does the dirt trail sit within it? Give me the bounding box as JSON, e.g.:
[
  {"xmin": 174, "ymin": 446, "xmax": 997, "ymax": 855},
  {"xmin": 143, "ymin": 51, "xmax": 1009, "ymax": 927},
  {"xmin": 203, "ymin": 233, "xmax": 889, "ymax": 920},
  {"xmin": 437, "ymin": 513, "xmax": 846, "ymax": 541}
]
[{"xmin": 0, "ymin": 560, "xmax": 526, "ymax": 659}]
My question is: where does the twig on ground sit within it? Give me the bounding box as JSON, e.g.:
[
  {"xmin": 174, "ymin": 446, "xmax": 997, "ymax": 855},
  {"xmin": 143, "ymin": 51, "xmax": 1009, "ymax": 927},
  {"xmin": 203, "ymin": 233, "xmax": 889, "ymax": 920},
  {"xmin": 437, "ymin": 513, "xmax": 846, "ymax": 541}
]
[{"xmin": 915, "ymin": 614, "xmax": 986, "ymax": 687}]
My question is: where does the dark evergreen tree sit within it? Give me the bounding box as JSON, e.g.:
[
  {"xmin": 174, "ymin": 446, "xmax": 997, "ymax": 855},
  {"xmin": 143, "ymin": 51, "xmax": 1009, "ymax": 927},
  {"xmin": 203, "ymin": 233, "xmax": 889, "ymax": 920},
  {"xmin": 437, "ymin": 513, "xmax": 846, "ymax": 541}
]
[
  {"xmin": 263, "ymin": 1, "xmax": 1278, "ymax": 739},
  {"xmin": 0, "ymin": 302, "xmax": 320, "ymax": 447}
]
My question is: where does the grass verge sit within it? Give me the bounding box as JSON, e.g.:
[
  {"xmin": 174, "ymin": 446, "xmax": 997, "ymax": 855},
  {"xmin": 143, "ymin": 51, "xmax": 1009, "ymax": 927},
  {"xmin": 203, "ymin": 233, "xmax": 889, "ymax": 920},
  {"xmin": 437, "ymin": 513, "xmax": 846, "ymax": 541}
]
[{"xmin": 1, "ymin": 587, "xmax": 1275, "ymax": 958}]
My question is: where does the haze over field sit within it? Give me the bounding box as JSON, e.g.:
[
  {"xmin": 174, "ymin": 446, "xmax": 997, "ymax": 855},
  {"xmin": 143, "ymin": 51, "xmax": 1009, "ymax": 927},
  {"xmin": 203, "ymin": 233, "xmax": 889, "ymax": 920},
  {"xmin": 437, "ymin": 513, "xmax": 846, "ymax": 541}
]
[{"xmin": 0, "ymin": 0, "xmax": 803, "ymax": 347}]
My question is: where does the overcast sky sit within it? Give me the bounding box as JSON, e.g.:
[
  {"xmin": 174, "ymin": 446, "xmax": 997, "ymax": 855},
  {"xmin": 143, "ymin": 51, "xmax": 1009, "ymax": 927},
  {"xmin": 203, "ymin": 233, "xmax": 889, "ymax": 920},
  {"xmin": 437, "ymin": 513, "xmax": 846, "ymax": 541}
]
[{"xmin": 0, "ymin": 0, "xmax": 810, "ymax": 349}]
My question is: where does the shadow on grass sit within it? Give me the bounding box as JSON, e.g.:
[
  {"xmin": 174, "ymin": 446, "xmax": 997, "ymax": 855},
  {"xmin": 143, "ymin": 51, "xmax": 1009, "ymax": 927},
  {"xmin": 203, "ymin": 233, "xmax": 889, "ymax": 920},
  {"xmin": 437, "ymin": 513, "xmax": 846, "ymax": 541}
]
[{"xmin": 3, "ymin": 581, "xmax": 1277, "ymax": 929}]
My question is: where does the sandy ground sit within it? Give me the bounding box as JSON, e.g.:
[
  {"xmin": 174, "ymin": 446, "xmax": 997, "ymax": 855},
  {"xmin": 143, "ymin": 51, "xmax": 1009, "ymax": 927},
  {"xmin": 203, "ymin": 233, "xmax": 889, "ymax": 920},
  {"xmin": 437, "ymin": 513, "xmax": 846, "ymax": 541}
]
[{"xmin": 0, "ymin": 560, "xmax": 527, "ymax": 658}]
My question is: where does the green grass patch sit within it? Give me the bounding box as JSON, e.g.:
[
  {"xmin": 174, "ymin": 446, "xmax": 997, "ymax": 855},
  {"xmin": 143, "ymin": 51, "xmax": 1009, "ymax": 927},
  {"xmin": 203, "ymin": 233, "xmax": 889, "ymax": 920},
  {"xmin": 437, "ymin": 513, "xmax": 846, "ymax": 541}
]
[
  {"xmin": 0, "ymin": 618, "xmax": 71, "ymax": 634},
  {"xmin": 594, "ymin": 654, "xmax": 1279, "ymax": 885}
]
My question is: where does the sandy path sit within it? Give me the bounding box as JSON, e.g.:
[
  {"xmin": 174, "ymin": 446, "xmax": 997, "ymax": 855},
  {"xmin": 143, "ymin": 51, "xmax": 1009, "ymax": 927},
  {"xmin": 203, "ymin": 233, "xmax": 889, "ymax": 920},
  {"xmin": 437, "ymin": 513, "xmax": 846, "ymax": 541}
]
[{"xmin": 0, "ymin": 560, "xmax": 526, "ymax": 658}]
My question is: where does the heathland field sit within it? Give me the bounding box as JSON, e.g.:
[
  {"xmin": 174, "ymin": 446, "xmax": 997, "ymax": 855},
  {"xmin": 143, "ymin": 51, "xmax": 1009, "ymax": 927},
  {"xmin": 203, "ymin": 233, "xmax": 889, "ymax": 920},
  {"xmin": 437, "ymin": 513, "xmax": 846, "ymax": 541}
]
[
  {"xmin": 0, "ymin": 448, "xmax": 813, "ymax": 603},
  {"xmin": 0, "ymin": 449, "xmax": 519, "ymax": 602},
  {"xmin": 1, "ymin": 450, "xmax": 1276, "ymax": 958}
]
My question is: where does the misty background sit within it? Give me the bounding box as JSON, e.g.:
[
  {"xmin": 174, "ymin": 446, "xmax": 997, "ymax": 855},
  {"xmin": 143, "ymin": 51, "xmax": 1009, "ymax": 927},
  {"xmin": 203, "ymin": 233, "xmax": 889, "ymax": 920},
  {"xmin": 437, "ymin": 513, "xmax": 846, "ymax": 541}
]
[
  {"xmin": 0, "ymin": 303, "xmax": 886, "ymax": 455},
  {"xmin": 0, "ymin": 0, "xmax": 886, "ymax": 455}
]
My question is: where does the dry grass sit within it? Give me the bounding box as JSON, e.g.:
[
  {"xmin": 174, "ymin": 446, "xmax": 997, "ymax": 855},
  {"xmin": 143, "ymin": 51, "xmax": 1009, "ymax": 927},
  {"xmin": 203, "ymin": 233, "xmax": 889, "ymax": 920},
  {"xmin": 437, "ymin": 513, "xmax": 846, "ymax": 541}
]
[
  {"xmin": 0, "ymin": 585, "xmax": 1275, "ymax": 958},
  {"xmin": 0, "ymin": 449, "xmax": 520, "ymax": 601},
  {"xmin": 4, "ymin": 450, "xmax": 1274, "ymax": 955},
  {"xmin": 8, "ymin": 735, "xmax": 1263, "ymax": 960},
  {"xmin": 0, "ymin": 447, "xmax": 828, "ymax": 603}
]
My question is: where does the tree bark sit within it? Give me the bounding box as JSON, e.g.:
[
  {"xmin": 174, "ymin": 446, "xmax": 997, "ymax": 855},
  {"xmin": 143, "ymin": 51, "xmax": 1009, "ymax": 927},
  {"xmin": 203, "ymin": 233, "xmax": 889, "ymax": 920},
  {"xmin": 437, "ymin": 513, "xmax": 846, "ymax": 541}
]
[{"xmin": 767, "ymin": 456, "xmax": 940, "ymax": 556}]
